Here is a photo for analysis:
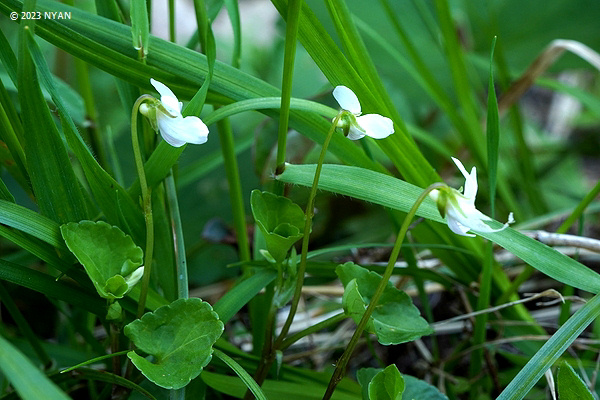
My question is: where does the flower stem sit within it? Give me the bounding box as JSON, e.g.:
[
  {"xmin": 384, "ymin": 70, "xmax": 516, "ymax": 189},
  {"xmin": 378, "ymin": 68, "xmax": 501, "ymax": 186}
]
[
  {"xmin": 247, "ymin": 114, "xmax": 342, "ymax": 393},
  {"xmin": 274, "ymin": 113, "xmax": 342, "ymax": 348},
  {"xmin": 165, "ymin": 172, "xmax": 189, "ymax": 299},
  {"xmin": 322, "ymin": 182, "xmax": 445, "ymax": 400},
  {"xmin": 132, "ymin": 95, "xmax": 155, "ymax": 319},
  {"xmin": 216, "ymin": 116, "xmax": 251, "ymax": 262}
]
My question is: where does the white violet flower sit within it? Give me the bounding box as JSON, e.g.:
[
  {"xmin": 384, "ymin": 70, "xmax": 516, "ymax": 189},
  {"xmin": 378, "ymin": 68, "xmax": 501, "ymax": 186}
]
[
  {"xmin": 332, "ymin": 85, "xmax": 394, "ymax": 140},
  {"xmin": 139, "ymin": 78, "xmax": 209, "ymax": 147},
  {"xmin": 430, "ymin": 157, "xmax": 514, "ymax": 237}
]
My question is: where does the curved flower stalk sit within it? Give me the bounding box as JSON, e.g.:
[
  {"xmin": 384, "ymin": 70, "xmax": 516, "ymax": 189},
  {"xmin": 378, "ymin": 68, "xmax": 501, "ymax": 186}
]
[
  {"xmin": 332, "ymin": 86, "xmax": 394, "ymax": 140},
  {"xmin": 430, "ymin": 157, "xmax": 514, "ymax": 237},
  {"xmin": 139, "ymin": 78, "xmax": 209, "ymax": 147}
]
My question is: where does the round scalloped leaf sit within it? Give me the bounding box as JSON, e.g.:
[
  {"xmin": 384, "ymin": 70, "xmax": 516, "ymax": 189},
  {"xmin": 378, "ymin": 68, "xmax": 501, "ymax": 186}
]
[
  {"xmin": 250, "ymin": 190, "xmax": 305, "ymax": 263},
  {"xmin": 124, "ymin": 298, "xmax": 224, "ymax": 389},
  {"xmin": 60, "ymin": 221, "xmax": 143, "ymax": 299},
  {"xmin": 337, "ymin": 262, "xmax": 433, "ymax": 345}
]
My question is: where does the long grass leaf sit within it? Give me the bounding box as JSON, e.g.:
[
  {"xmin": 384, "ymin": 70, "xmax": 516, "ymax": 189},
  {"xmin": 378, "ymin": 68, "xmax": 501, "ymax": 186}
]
[
  {"xmin": 277, "ymin": 164, "xmax": 600, "ymax": 293},
  {"xmin": 0, "ymin": 334, "xmax": 71, "ymax": 400},
  {"xmin": 18, "ymin": 27, "xmax": 89, "ymax": 224},
  {"xmin": 498, "ymin": 293, "xmax": 600, "ymax": 400}
]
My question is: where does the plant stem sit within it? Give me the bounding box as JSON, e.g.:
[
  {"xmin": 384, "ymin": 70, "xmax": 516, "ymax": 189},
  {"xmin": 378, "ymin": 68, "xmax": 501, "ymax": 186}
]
[
  {"xmin": 280, "ymin": 312, "xmax": 346, "ymax": 350},
  {"xmin": 216, "ymin": 116, "xmax": 251, "ymax": 262},
  {"xmin": 132, "ymin": 95, "xmax": 155, "ymax": 319},
  {"xmin": 322, "ymin": 182, "xmax": 445, "ymax": 400},
  {"xmin": 247, "ymin": 114, "xmax": 342, "ymax": 395},
  {"xmin": 274, "ymin": 113, "xmax": 342, "ymax": 348},
  {"xmin": 165, "ymin": 172, "xmax": 189, "ymax": 299},
  {"xmin": 273, "ymin": 0, "xmax": 302, "ymax": 196}
]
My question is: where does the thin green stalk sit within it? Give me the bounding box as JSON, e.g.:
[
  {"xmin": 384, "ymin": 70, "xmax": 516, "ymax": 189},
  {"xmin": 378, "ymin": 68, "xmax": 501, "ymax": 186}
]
[
  {"xmin": 215, "ymin": 116, "xmax": 251, "ymax": 262},
  {"xmin": 165, "ymin": 172, "xmax": 188, "ymax": 299},
  {"xmin": 280, "ymin": 312, "xmax": 346, "ymax": 350},
  {"xmin": 557, "ymin": 180, "xmax": 600, "ymax": 234},
  {"xmin": 248, "ymin": 114, "xmax": 343, "ymax": 394},
  {"xmin": 60, "ymin": 350, "xmax": 129, "ymax": 374},
  {"xmin": 214, "ymin": 349, "xmax": 268, "ymax": 400},
  {"xmin": 274, "ymin": 0, "xmax": 303, "ymax": 196},
  {"xmin": 168, "ymin": 0, "xmax": 176, "ymax": 43},
  {"xmin": 274, "ymin": 113, "xmax": 342, "ymax": 348},
  {"xmin": 322, "ymin": 182, "xmax": 445, "ymax": 400},
  {"xmin": 132, "ymin": 95, "xmax": 155, "ymax": 319}
]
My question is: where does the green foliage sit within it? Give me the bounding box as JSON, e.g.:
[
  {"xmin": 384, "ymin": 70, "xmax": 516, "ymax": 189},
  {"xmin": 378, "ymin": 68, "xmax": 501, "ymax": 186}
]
[
  {"xmin": 251, "ymin": 190, "xmax": 305, "ymax": 263},
  {"xmin": 125, "ymin": 298, "xmax": 224, "ymax": 389},
  {"xmin": 368, "ymin": 365, "xmax": 404, "ymax": 400},
  {"xmin": 357, "ymin": 368, "xmax": 447, "ymax": 400},
  {"xmin": 61, "ymin": 221, "xmax": 144, "ymax": 300},
  {"xmin": 556, "ymin": 361, "xmax": 594, "ymax": 400},
  {"xmin": 0, "ymin": 334, "xmax": 70, "ymax": 399},
  {"xmin": 337, "ymin": 262, "xmax": 432, "ymax": 345}
]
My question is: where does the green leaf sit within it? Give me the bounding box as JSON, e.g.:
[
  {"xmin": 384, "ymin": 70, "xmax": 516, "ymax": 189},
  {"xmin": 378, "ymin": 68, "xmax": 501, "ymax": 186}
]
[
  {"xmin": 358, "ymin": 369, "xmax": 447, "ymax": 400},
  {"xmin": 18, "ymin": 27, "xmax": 89, "ymax": 224},
  {"xmin": 336, "ymin": 262, "xmax": 432, "ymax": 345},
  {"xmin": 26, "ymin": 31, "xmax": 145, "ymax": 244},
  {"xmin": 213, "ymin": 349, "xmax": 267, "ymax": 400},
  {"xmin": 212, "ymin": 269, "xmax": 276, "ymax": 323},
  {"xmin": 0, "ymin": 334, "xmax": 71, "ymax": 400},
  {"xmin": 250, "ymin": 190, "xmax": 305, "ymax": 264},
  {"xmin": 278, "ymin": 164, "xmax": 600, "ymax": 294},
  {"xmin": 368, "ymin": 365, "xmax": 404, "ymax": 400},
  {"xmin": 556, "ymin": 361, "xmax": 594, "ymax": 400},
  {"xmin": 401, "ymin": 375, "xmax": 448, "ymax": 400},
  {"xmin": 130, "ymin": 0, "xmax": 149, "ymax": 58},
  {"xmin": 201, "ymin": 370, "xmax": 361, "ymax": 399},
  {"xmin": 60, "ymin": 221, "xmax": 143, "ymax": 300},
  {"xmin": 498, "ymin": 293, "xmax": 600, "ymax": 400},
  {"xmin": 125, "ymin": 298, "xmax": 224, "ymax": 389}
]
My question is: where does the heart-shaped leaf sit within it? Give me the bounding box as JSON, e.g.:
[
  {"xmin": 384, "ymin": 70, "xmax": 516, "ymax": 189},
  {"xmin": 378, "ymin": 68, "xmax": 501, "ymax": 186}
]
[
  {"xmin": 251, "ymin": 190, "xmax": 305, "ymax": 263},
  {"xmin": 368, "ymin": 365, "xmax": 404, "ymax": 400},
  {"xmin": 336, "ymin": 262, "xmax": 432, "ymax": 345},
  {"xmin": 124, "ymin": 298, "xmax": 224, "ymax": 389},
  {"xmin": 60, "ymin": 221, "xmax": 143, "ymax": 299}
]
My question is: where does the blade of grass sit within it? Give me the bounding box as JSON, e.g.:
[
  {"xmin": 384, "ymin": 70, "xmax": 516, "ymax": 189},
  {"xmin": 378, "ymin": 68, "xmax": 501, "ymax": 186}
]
[
  {"xmin": 213, "ymin": 349, "xmax": 267, "ymax": 400},
  {"xmin": 0, "ymin": 259, "xmax": 105, "ymax": 316},
  {"xmin": 277, "ymin": 164, "xmax": 600, "ymax": 293},
  {"xmin": 273, "ymin": 0, "xmax": 301, "ymax": 195},
  {"xmin": 18, "ymin": 17, "xmax": 90, "ymax": 224},
  {"xmin": 498, "ymin": 293, "xmax": 600, "ymax": 400},
  {"xmin": 0, "ymin": 334, "xmax": 71, "ymax": 400}
]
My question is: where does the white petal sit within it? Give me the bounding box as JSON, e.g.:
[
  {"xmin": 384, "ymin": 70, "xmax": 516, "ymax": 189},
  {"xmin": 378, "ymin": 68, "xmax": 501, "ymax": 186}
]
[
  {"xmin": 356, "ymin": 114, "xmax": 394, "ymax": 139},
  {"xmin": 346, "ymin": 125, "xmax": 366, "ymax": 140},
  {"xmin": 333, "ymin": 86, "xmax": 361, "ymax": 114},
  {"xmin": 446, "ymin": 215, "xmax": 474, "ymax": 237},
  {"xmin": 157, "ymin": 114, "xmax": 209, "ymax": 147},
  {"xmin": 451, "ymin": 157, "xmax": 478, "ymax": 200},
  {"xmin": 150, "ymin": 78, "xmax": 181, "ymax": 116}
]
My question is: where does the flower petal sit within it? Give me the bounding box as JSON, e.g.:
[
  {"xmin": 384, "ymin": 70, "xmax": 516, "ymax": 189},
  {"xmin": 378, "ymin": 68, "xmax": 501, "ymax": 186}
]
[
  {"xmin": 346, "ymin": 125, "xmax": 366, "ymax": 140},
  {"xmin": 451, "ymin": 157, "xmax": 478, "ymax": 200},
  {"xmin": 157, "ymin": 114, "xmax": 209, "ymax": 147},
  {"xmin": 356, "ymin": 114, "xmax": 394, "ymax": 139},
  {"xmin": 446, "ymin": 215, "xmax": 475, "ymax": 237},
  {"xmin": 150, "ymin": 78, "xmax": 181, "ymax": 116},
  {"xmin": 333, "ymin": 86, "xmax": 361, "ymax": 114}
]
